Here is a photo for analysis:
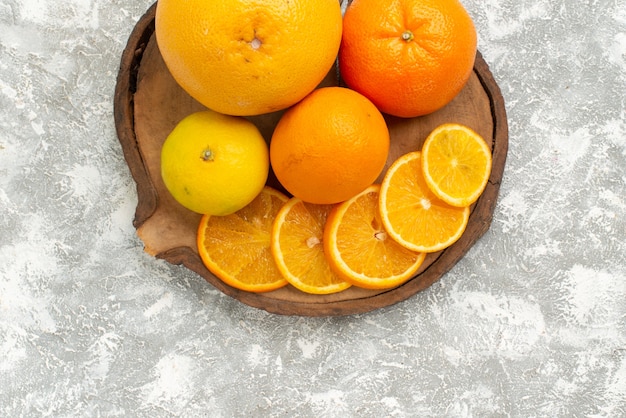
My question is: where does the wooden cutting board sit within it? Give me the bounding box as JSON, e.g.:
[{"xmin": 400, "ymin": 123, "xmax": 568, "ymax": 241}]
[{"xmin": 114, "ymin": 3, "xmax": 508, "ymax": 316}]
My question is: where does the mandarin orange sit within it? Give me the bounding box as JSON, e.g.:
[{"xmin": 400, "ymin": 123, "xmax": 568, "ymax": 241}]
[{"xmin": 339, "ymin": 0, "xmax": 477, "ymax": 117}]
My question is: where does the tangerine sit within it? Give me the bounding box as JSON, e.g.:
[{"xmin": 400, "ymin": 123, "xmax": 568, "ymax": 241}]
[{"xmin": 339, "ymin": 0, "xmax": 477, "ymax": 117}]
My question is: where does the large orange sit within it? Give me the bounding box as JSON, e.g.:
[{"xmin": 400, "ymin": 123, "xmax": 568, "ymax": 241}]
[
  {"xmin": 270, "ymin": 87, "xmax": 390, "ymax": 204},
  {"xmin": 155, "ymin": 0, "xmax": 342, "ymax": 116},
  {"xmin": 339, "ymin": 0, "xmax": 477, "ymax": 118}
]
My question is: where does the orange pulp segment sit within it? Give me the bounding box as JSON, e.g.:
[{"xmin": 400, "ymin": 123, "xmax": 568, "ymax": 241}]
[
  {"xmin": 380, "ymin": 152, "xmax": 470, "ymax": 253},
  {"xmin": 421, "ymin": 123, "xmax": 492, "ymax": 207},
  {"xmin": 324, "ymin": 184, "xmax": 426, "ymax": 289},
  {"xmin": 271, "ymin": 198, "xmax": 351, "ymax": 294},
  {"xmin": 196, "ymin": 186, "xmax": 289, "ymax": 292}
]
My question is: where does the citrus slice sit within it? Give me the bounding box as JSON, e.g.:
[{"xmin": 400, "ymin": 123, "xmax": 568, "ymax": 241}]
[
  {"xmin": 271, "ymin": 198, "xmax": 351, "ymax": 294},
  {"xmin": 421, "ymin": 123, "xmax": 493, "ymax": 207},
  {"xmin": 196, "ymin": 186, "xmax": 289, "ymax": 293},
  {"xmin": 380, "ymin": 152, "xmax": 470, "ymax": 253},
  {"xmin": 324, "ymin": 184, "xmax": 426, "ymax": 289}
]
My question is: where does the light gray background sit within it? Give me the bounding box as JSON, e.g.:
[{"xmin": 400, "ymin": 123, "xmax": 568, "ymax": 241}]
[{"xmin": 1, "ymin": 0, "xmax": 625, "ymax": 416}]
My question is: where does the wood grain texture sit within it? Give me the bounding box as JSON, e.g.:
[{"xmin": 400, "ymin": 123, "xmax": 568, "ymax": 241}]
[{"xmin": 114, "ymin": 3, "xmax": 508, "ymax": 316}]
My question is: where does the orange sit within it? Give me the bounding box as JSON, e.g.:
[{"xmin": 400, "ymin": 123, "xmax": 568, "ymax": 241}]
[
  {"xmin": 270, "ymin": 87, "xmax": 389, "ymax": 204},
  {"xmin": 160, "ymin": 110, "xmax": 269, "ymax": 216},
  {"xmin": 421, "ymin": 124, "xmax": 492, "ymax": 207},
  {"xmin": 324, "ymin": 184, "xmax": 426, "ymax": 289},
  {"xmin": 271, "ymin": 197, "xmax": 351, "ymax": 294},
  {"xmin": 339, "ymin": 0, "xmax": 477, "ymax": 117},
  {"xmin": 155, "ymin": 0, "xmax": 342, "ymax": 116},
  {"xmin": 197, "ymin": 186, "xmax": 289, "ymax": 292},
  {"xmin": 379, "ymin": 152, "xmax": 470, "ymax": 253}
]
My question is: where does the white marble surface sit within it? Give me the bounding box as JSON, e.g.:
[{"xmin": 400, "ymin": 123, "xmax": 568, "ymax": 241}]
[{"xmin": 1, "ymin": 0, "xmax": 625, "ymax": 416}]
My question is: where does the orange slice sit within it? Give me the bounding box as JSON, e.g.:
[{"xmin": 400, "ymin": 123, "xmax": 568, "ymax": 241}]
[
  {"xmin": 421, "ymin": 123, "xmax": 492, "ymax": 207},
  {"xmin": 324, "ymin": 184, "xmax": 426, "ymax": 289},
  {"xmin": 196, "ymin": 186, "xmax": 289, "ymax": 293},
  {"xmin": 271, "ymin": 198, "xmax": 351, "ymax": 294},
  {"xmin": 380, "ymin": 151, "xmax": 470, "ymax": 253}
]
